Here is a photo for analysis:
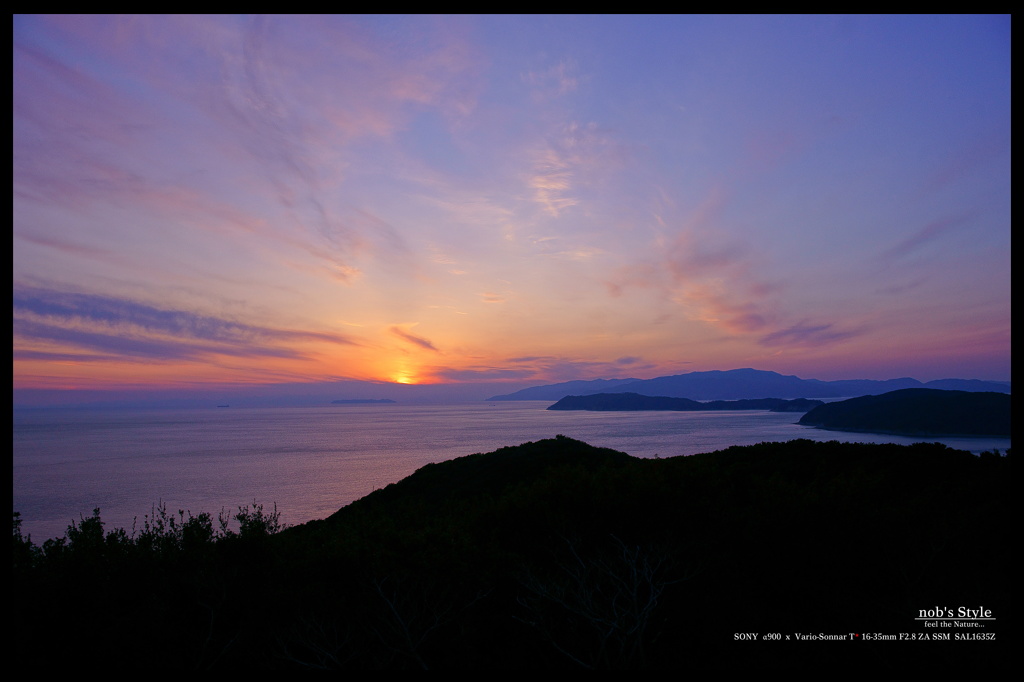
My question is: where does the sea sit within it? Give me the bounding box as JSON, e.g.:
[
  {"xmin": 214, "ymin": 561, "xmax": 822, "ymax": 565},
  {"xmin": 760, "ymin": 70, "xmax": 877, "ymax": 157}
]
[{"xmin": 12, "ymin": 401, "xmax": 1011, "ymax": 543}]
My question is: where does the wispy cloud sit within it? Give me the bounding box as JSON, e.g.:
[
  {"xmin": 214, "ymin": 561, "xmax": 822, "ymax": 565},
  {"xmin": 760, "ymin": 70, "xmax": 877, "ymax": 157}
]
[
  {"xmin": 529, "ymin": 147, "xmax": 578, "ymax": 217},
  {"xmin": 13, "ymin": 15, "xmax": 464, "ymax": 291},
  {"xmin": 758, "ymin": 321, "xmax": 863, "ymax": 349},
  {"xmin": 13, "ymin": 286, "xmax": 357, "ymax": 363},
  {"xmin": 389, "ymin": 325, "xmax": 441, "ymax": 352},
  {"xmin": 604, "ymin": 262, "xmax": 664, "ymax": 298},
  {"xmin": 523, "ymin": 58, "xmax": 580, "ymax": 101},
  {"xmin": 912, "ymin": 130, "xmax": 1010, "ymax": 201},
  {"xmin": 676, "ymin": 285, "xmax": 770, "ymax": 334},
  {"xmin": 881, "ymin": 213, "xmax": 973, "ymax": 262},
  {"xmin": 15, "ymin": 233, "xmax": 117, "ymax": 261},
  {"xmin": 14, "ymin": 317, "xmax": 308, "ymax": 361},
  {"xmin": 428, "ymin": 365, "xmax": 536, "ymax": 382},
  {"xmin": 526, "ymin": 120, "xmax": 623, "ymax": 218},
  {"xmin": 652, "ymin": 187, "xmax": 780, "ymax": 335}
]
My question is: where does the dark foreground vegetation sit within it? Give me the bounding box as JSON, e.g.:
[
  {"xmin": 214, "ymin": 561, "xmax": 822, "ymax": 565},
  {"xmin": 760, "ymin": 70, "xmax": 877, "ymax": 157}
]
[{"xmin": 13, "ymin": 437, "xmax": 1010, "ymax": 670}]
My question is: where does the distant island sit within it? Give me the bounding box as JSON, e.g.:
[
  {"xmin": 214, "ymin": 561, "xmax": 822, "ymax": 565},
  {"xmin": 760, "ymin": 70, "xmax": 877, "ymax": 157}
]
[
  {"xmin": 548, "ymin": 392, "xmax": 823, "ymax": 412},
  {"xmin": 798, "ymin": 388, "xmax": 1011, "ymax": 437},
  {"xmin": 330, "ymin": 399, "xmax": 396, "ymax": 404}
]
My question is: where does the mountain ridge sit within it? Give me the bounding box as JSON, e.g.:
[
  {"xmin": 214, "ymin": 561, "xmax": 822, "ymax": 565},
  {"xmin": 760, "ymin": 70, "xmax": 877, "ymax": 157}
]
[{"xmin": 487, "ymin": 368, "xmax": 1010, "ymax": 401}]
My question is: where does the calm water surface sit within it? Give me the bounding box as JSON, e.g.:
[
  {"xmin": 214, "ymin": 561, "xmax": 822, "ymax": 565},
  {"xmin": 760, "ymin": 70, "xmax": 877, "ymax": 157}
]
[{"xmin": 13, "ymin": 402, "xmax": 1010, "ymax": 542}]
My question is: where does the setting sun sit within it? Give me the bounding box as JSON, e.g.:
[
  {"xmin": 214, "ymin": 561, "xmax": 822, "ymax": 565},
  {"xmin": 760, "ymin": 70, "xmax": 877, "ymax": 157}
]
[{"xmin": 392, "ymin": 362, "xmax": 421, "ymax": 384}]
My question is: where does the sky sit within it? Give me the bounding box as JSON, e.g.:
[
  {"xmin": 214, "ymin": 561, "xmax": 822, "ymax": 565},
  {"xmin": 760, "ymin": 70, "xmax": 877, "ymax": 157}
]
[{"xmin": 13, "ymin": 15, "xmax": 1012, "ymax": 406}]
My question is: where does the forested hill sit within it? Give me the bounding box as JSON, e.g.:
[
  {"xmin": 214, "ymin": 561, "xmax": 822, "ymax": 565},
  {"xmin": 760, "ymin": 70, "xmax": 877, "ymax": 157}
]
[
  {"xmin": 246, "ymin": 437, "xmax": 1014, "ymax": 669},
  {"xmin": 798, "ymin": 388, "xmax": 1011, "ymax": 437},
  {"xmin": 546, "ymin": 392, "xmax": 822, "ymax": 412}
]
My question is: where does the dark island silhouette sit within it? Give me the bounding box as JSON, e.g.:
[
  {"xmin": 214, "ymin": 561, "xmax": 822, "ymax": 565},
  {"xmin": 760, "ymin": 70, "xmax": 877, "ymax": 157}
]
[
  {"xmin": 547, "ymin": 392, "xmax": 822, "ymax": 412},
  {"xmin": 14, "ymin": 435, "xmax": 1010, "ymax": 670},
  {"xmin": 798, "ymin": 388, "xmax": 1011, "ymax": 437}
]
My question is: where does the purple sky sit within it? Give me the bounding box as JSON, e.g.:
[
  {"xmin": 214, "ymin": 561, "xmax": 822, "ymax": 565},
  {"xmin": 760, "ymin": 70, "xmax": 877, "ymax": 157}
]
[{"xmin": 13, "ymin": 15, "xmax": 1011, "ymax": 405}]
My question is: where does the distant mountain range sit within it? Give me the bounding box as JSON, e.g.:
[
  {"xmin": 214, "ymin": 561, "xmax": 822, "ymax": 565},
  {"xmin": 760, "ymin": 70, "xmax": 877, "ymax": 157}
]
[{"xmin": 487, "ymin": 368, "xmax": 1011, "ymax": 402}]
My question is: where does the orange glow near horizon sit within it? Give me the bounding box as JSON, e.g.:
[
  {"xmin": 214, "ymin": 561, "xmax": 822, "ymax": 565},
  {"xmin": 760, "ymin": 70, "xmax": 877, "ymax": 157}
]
[
  {"xmin": 12, "ymin": 324, "xmax": 1014, "ymax": 394},
  {"xmin": 390, "ymin": 356, "xmax": 425, "ymax": 385}
]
